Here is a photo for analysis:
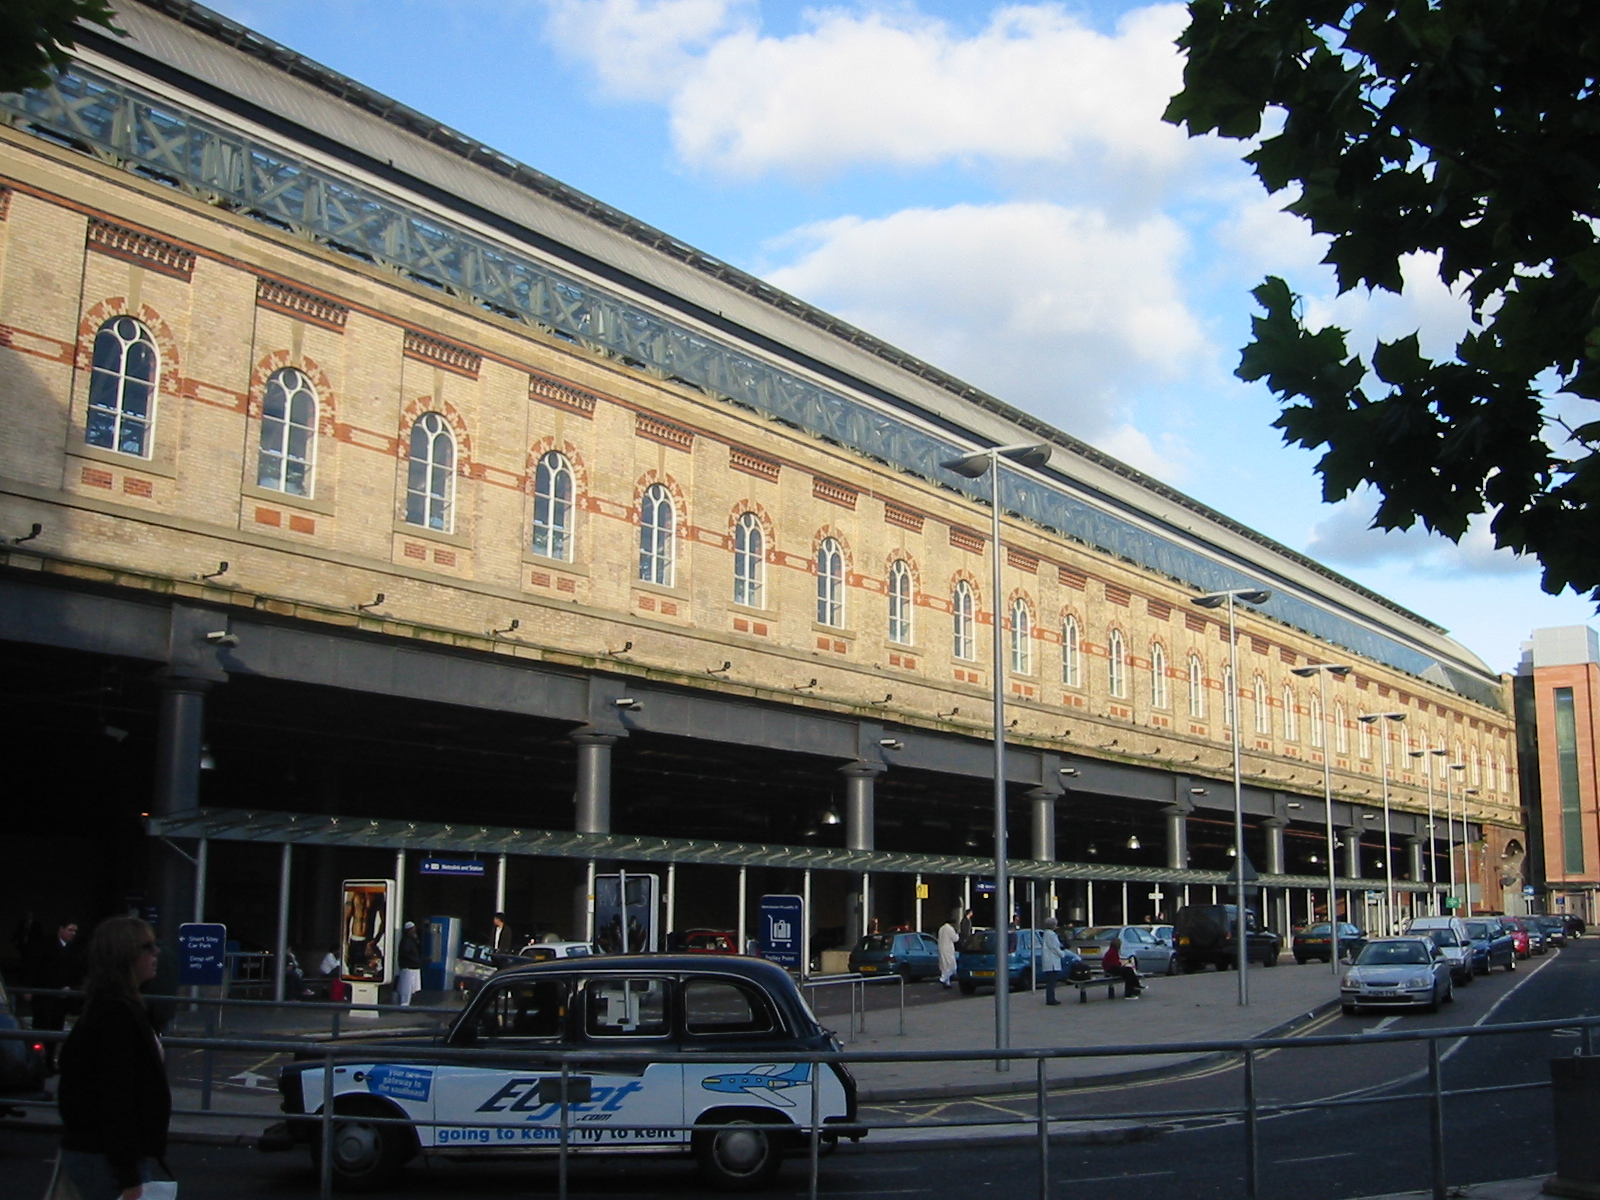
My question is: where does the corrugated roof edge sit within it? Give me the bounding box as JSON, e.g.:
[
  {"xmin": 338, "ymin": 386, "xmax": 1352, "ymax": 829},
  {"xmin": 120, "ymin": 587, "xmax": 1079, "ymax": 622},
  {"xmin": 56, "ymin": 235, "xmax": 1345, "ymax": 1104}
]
[{"xmin": 118, "ymin": 0, "xmax": 1454, "ymax": 644}]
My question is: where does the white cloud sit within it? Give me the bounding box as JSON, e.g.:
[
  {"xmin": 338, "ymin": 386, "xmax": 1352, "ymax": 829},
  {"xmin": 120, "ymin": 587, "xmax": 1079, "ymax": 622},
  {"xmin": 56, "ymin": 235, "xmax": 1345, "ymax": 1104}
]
[
  {"xmin": 1093, "ymin": 423, "xmax": 1193, "ymax": 482},
  {"xmin": 763, "ymin": 200, "xmax": 1207, "ymax": 445},
  {"xmin": 1305, "ymin": 490, "xmax": 1535, "ymax": 580},
  {"xmin": 545, "ymin": 1, "xmax": 1200, "ymax": 183},
  {"xmin": 542, "ymin": 0, "xmax": 753, "ymax": 99}
]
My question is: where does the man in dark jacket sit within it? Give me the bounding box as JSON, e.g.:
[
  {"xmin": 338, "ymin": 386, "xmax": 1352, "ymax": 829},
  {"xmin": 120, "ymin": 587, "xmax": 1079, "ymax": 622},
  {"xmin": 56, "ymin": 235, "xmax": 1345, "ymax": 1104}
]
[{"xmin": 30, "ymin": 920, "xmax": 79, "ymax": 1072}]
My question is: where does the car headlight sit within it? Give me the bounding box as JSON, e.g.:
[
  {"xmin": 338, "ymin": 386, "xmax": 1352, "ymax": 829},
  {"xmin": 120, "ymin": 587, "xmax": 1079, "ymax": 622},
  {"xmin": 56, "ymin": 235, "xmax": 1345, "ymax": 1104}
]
[
  {"xmin": 1405, "ymin": 974, "xmax": 1430, "ymax": 989},
  {"xmin": 1341, "ymin": 973, "xmax": 1355, "ymax": 988}
]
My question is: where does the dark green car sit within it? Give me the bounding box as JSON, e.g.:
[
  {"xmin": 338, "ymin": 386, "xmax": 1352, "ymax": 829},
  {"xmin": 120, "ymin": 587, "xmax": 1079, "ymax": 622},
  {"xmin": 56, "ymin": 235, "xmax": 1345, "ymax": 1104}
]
[{"xmin": 848, "ymin": 931, "xmax": 941, "ymax": 980}]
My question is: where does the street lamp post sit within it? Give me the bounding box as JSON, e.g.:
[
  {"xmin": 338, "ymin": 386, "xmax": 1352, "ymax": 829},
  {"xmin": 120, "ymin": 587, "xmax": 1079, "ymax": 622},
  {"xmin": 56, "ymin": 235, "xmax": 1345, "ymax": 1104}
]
[
  {"xmin": 1463, "ymin": 787, "xmax": 1481, "ymax": 916},
  {"xmin": 1445, "ymin": 762, "xmax": 1466, "ymax": 913},
  {"xmin": 1292, "ymin": 662, "xmax": 1351, "ymax": 975},
  {"xmin": 941, "ymin": 440, "xmax": 1053, "ymax": 1069},
  {"xmin": 1358, "ymin": 712, "xmax": 1407, "ymax": 934},
  {"xmin": 1192, "ymin": 585, "xmax": 1272, "ymax": 1005},
  {"xmin": 1418, "ymin": 748, "xmax": 1449, "ymax": 915}
]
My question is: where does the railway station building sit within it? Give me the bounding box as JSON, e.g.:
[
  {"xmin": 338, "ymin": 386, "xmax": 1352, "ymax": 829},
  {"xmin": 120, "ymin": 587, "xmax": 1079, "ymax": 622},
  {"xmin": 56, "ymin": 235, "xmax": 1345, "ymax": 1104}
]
[{"xmin": 0, "ymin": 0, "xmax": 1526, "ymax": 985}]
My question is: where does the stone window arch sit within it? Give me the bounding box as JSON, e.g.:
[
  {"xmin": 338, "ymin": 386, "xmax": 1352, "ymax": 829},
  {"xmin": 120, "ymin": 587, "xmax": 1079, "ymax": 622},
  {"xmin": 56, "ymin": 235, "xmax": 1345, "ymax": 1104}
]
[
  {"xmin": 405, "ymin": 412, "xmax": 455, "ymax": 531},
  {"xmin": 87, "ymin": 316, "xmax": 159, "ymax": 457}
]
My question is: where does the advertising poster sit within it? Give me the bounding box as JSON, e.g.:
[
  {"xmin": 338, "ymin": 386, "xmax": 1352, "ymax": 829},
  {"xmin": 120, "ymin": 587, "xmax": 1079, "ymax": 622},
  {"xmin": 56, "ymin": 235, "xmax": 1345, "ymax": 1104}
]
[
  {"xmin": 594, "ymin": 873, "xmax": 658, "ymax": 954},
  {"xmin": 342, "ymin": 879, "xmax": 395, "ymax": 984}
]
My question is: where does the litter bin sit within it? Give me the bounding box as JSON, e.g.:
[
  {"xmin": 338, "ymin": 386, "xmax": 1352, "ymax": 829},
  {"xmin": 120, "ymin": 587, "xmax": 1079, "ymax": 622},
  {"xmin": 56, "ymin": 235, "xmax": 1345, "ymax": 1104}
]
[{"xmin": 1547, "ymin": 1054, "xmax": 1600, "ymax": 1198}]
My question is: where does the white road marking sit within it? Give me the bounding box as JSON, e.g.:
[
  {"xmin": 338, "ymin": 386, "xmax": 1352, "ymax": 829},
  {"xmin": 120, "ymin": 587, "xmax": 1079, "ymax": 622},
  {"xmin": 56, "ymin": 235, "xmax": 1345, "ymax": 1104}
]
[
  {"xmin": 229, "ymin": 1070, "xmax": 270, "ymax": 1088},
  {"xmin": 1361, "ymin": 1016, "xmax": 1401, "ymax": 1035},
  {"xmin": 1061, "ymin": 1171, "xmax": 1174, "ymax": 1184},
  {"xmin": 1276, "ymin": 1151, "xmax": 1356, "ymax": 1165}
]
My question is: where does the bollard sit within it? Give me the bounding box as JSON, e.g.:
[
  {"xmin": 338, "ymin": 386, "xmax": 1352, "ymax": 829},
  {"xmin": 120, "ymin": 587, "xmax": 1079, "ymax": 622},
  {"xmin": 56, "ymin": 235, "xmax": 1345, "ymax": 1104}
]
[{"xmin": 1546, "ymin": 1055, "xmax": 1600, "ymax": 1198}]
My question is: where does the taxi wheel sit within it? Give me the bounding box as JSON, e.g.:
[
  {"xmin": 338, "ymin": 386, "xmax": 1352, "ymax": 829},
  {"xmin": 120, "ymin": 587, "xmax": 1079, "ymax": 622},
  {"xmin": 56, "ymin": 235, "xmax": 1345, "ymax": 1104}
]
[
  {"xmin": 694, "ymin": 1119, "xmax": 785, "ymax": 1191},
  {"xmin": 310, "ymin": 1108, "xmax": 407, "ymax": 1192}
]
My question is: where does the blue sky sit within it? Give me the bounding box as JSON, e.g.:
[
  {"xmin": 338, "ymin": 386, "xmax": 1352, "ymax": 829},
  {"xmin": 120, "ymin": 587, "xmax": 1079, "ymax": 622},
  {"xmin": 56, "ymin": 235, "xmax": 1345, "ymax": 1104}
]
[{"xmin": 203, "ymin": 0, "xmax": 1597, "ymax": 673}]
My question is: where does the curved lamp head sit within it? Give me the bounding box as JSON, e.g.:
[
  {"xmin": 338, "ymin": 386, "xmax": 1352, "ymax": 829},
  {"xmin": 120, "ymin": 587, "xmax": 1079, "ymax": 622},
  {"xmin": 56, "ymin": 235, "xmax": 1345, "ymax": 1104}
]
[
  {"xmin": 1192, "ymin": 587, "xmax": 1272, "ymax": 610},
  {"xmin": 940, "ymin": 441, "xmax": 1053, "ymax": 477}
]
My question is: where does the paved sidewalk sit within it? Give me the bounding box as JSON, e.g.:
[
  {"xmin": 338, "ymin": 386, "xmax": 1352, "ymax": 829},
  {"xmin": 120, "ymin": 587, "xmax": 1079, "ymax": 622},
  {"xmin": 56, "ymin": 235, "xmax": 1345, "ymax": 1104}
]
[
  {"xmin": 847, "ymin": 960, "xmax": 1342, "ymax": 1101},
  {"xmin": 1357, "ymin": 1178, "xmax": 1549, "ymax": 1200}
]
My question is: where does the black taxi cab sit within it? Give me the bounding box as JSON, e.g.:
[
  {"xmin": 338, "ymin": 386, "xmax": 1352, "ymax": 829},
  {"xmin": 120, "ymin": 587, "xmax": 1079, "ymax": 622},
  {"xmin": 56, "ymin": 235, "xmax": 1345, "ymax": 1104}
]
[{"xmin": 266, "ymin": 956, "xmax": 859, "ymax": 1191}]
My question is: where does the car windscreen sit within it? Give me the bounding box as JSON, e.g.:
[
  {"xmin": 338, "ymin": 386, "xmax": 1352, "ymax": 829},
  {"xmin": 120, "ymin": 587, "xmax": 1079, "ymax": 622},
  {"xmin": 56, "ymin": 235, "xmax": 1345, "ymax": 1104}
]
[
  {"xmin": 1424, "ymin": 929, "xmax": 1461, "ymax": 947},
  {"xmin": 959, "ymin": 932, "xmax": 1019, "ymax": 954},
  {"xmin": 1077, "ymin": 927, "xmax": 1121, "ymax": 940},
  {"xmin": 1302, "ymin": 924, "xmax": 1331, "ymax": 935},
  {"xmin": 1355, "ymin": 943, "xmax": 1432, "ymax": 966},
  {"xmin": 1463, "ymin": 923, "xmax": 1495, "ymax": 939},
  {"xmin": 856, "ymin": 935, "xmax": 892, "ymax": 952}
]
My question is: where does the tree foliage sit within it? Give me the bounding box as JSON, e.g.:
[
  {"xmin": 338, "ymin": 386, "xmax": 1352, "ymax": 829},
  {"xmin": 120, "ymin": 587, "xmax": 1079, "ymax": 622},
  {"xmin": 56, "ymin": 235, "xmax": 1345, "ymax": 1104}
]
[
  {"xmin": 0, "ymin": 0, "xmax": 121, "ymax": 96},
  {"xmin": 1165, "ymin": 0, "xmax": 1600, "ymax": 602}
]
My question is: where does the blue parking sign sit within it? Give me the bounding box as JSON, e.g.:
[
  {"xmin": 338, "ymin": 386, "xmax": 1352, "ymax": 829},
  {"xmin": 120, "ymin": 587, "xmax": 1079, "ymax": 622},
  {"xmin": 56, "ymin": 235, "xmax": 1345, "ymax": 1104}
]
[
  {"xmin": 759, "ymin": 895, "xmax": 804, "ymax": 969},
  {"xmin": 178, "ymin": 923, "xmax": 227, "ymax": 986}
]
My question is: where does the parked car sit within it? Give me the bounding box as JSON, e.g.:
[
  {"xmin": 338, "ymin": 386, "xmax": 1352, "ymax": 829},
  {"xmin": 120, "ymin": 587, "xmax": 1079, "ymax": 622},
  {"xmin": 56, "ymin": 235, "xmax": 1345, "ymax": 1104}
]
[
  {"xmin": 503, "ymin": 941, "xmax": 600, "ymax": 966},
  {"xmin": 1564, "ymin": 915, "xmax": 1587, "ymax": 938},
  {"xmin": 1531, "ymin": 916, "xmax": 1570, "ymax": 948},
  {"xmin": 1292, "ymin": 922, "xmax": 1366, "ymax": 965},
  {"xmin": 0, "ymin": 977, "xmax": 46, "ymax": 1111},
  {"xmin": 1495, "ymin": 917, "xmax": 1533, "ymax": 959},
  {"xmin": 1172, "ymin": 905, "xmax": 1281, "ymax": 972},
  {"xmin": 956, "ymin": 929, "xmax": 1073, "ymax": 995},
  {"xmin": 669, "ymin": 930, "xmax": 740, "ymax": 955},
  {"xmin": 848, "ymin": 931, "xmax": 940, "ymax": 980},
  {"xmin": 1136, "ymin": 924, "xmax": 1175, "ymax": 947},
  {"xmin": 264, "ymin": 955, "xmax": 860, "ymax": 1191},
  {"xmin": 1340, "ymin": 937, "xmax": 1454, "ymax": 1015},
  {"xmin": 1460, "ymin": 919, "xmax": 1517, "ymax": 974},
  {"xmin": 1069, "ymin": 925, "xmax": 1176, "ymax": 976},
  {"xmin": 1404, "ymin": 917, "xmax": 1475, "ymax": 984}
]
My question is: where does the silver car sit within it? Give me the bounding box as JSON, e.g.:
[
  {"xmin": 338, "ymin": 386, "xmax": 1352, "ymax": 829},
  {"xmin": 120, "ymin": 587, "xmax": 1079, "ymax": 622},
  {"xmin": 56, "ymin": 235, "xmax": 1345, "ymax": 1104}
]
[
  {"xmin": 1070, "ymin": 925, "xmax": 1177, "ymax": 976},
  {"xmin": 1341, "ymin": 937, "xmax": 1454, "ymax": 1014}
]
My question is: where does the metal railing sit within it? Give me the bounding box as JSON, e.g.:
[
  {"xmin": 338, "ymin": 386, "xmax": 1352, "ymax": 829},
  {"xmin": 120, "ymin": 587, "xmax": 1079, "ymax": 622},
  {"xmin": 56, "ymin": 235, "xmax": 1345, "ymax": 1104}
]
[
  {"xmin": 800, "ymin": 972, "xmax": 906, "ymax": 1040},
  {"xmin": 2, "ymin": 1002, "xmax": 1588, "ymax": 1200}
]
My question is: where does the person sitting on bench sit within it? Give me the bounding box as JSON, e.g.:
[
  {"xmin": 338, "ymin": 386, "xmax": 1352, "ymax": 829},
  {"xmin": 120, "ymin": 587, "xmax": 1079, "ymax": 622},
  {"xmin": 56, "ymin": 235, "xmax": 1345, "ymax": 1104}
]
[{"xmin": 1100, "ymin": 938, "xmax": 1142, "ymax": 999}]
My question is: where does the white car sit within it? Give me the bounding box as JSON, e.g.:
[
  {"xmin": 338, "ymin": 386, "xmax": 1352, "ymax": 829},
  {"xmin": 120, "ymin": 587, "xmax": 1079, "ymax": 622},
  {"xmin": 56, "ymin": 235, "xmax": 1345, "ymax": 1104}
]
[
  {"xmin": 1341, "ymin": 937, "xmax": 1455, "ymax": 1014},
  {"xmin": 1404, "ymin": 917, "xmax": 1476, "ymax": 985},
  {"xmin": 265, "ymin": 956, "xmax": 860, "ymax": 1190}
]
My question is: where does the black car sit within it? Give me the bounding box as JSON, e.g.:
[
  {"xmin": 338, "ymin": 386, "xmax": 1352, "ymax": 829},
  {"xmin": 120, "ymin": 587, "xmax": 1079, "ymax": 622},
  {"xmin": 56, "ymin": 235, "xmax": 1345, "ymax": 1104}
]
[
  {"xmin": 266, "ymin": 955, "xmax": 860, "ymax": 1191},
  {"xmin": 1563, "ymin": 915, "xmax": 1587, "ymax": 939},
  {"xmin": 1173, "ymin": 905, "xmax": 1281, "ymax": 972},
  {"xmin": 1292, "ymin": 922, "xmax": 1365, "ymax": 965},
  {"xmin": 1530, "ymin": 916, "xmax": 1569, "ymax": 948},
  {"xmin": 0, "ymin": 977, "xmax": 46, "ymax": 1110}
]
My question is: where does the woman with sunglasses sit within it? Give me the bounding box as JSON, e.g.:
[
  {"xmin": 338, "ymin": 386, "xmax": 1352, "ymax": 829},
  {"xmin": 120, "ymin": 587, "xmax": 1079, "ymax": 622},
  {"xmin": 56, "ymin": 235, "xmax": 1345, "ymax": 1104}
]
[{"xmin": 55, "ymin": 916, "xmax": 171, "ymax": 1199}]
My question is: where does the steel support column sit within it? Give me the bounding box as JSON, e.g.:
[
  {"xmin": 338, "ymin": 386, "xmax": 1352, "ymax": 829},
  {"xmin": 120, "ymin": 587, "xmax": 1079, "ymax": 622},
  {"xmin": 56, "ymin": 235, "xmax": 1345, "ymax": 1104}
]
[{"xmin": 153, "ymin": 677, "xmax": 208, "ymax": 936}]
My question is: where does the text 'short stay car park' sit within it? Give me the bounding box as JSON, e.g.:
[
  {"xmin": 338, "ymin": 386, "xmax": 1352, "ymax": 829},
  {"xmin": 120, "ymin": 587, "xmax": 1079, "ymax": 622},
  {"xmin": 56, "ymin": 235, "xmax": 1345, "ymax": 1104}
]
[{"xmin": 268, "ymin": 957, "xmax": 858, "ymax": 1191}]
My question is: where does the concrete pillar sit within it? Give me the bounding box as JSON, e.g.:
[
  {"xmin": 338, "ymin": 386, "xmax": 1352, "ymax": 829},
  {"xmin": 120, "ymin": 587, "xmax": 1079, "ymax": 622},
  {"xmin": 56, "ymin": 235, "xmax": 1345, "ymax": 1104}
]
[
  {"xmin": 572, "ymin": 729, "xmax": 618, "ymax": 834},
  {"xmin": 1027, "ymin": 787, "xmax": 1057, "ymax": 863},
  {"xmin": 840, "ymin": 762, "xmax": 881, "ymax": 944},
  {"xmin": 1262, "ymin": 817, "xmax": 1288, "ymax": 936},
  {"xmin": 1342, "ymin": 826, "xmax": 1363, "ymax": 880},
  {"xmin": 1163, "ymin": 805, "xmax": 1190, "ymax": 870},
  {"xmin": 1402, "ymin": 835, "xmax": 1423, "ymax": 884},
  {"xmin": 153, "ymin": 678, "xmax": 208, "ymax": 937}
]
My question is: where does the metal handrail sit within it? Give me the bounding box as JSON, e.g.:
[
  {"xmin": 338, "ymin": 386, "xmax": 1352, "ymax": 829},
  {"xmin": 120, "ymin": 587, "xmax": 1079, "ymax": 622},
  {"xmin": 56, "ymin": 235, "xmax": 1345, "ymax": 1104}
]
[
  {"xmin": 800, "ymin": 972, "xmax": 906, "ymax": 1039},
  {"xmin": 4, "ymin": 1009, "xmax": 1592, "ymax": 1200}
]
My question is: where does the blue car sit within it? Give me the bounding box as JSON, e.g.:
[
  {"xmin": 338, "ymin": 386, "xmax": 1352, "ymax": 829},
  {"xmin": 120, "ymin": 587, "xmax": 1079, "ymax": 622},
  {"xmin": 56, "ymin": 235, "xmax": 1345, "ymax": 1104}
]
[
  {"xmin": 848, "ymin": 931, "xmax": 941, "ymax": 980},
  {"xmin": 1460, "ymin": 918, "xmax": 1517, "ymax": 974},
  {"xmin": 956, "ymin": 929, "xmax": 1079, "ymax": 995}
]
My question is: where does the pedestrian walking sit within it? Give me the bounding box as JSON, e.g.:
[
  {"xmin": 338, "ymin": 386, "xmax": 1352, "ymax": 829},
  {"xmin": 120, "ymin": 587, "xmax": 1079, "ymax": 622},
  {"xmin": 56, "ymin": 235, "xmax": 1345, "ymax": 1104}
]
[
  {"xmin": 53, "ymin": 915, "xmax": 172, "ymax": 1200},
  {"xmin": 1101, "ymin": 937, "xmax": 1143, "ymax": 999},
  {"xmin": 30, "ymin": 919, "xmax": 79, "ymax": 1074},
  {"xmin": 937, "ymin": 913, "xmax": 960, "ymax": 989},
  {"xmin": 1039, "ymin": 918, "xmax": 1065, "ymax": 1005},
  {"xmin": 396, "ymin": 922, "xmax": 422, "ymax": 1006}
]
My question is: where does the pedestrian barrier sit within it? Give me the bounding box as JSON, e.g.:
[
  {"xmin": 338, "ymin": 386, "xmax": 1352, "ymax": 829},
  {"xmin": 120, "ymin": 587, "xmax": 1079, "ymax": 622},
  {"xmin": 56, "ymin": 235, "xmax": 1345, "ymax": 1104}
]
[
  {"xmin": 800, "ymin": 972, "xmax": 906, "ymax": 1039},
  {"xmin": 2, "ymin": 994, "xmax": 1591, "ymax": 1200}
]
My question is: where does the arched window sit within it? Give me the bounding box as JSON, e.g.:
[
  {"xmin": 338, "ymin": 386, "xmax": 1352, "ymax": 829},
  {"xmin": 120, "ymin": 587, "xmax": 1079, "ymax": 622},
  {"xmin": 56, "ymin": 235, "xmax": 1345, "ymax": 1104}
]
[
  {"xmin": 532, "ymin": 451, "xmax": 575, "ymax": 561},
  {"xmin": 1253, "ymin": 673, "xmax": 1270, "ymax": 734},
  {"xmin": 1398, "ymin": 721, "xmax": 1411, "ymax": 761},
  {"xmin": 257, "ymin": 367, "xmax": 317, "ymax": 497},
  {"xmin": 732, "ymin": 512, "xmax": 763, "ymax": 607},
  {"xmin": 1334, "ymin": 701, "xmax": 1349, "ymax": 753},
  {"xmin": 639, "ymin": 483, "xmax": 675, "ymax": 585},
  {"xmin": 1108, "ymin": 629, "xmax": 1127, "ymax": 699},
  {"xmin": 1187, "ymin": 654, "xmax": 1205, "ymax": 718},
  {"xmin": 1417, "ymin": 730, "xmax": 1432, "ymax": 774},
  {"xmin": 1472, "ymin": 749, "xmax": 1482, "ymax": 788},
  {"xmin": 1151, "ymin": 643, "xmax": 1168, "ymax": 708},
  {"xmin": 952, "ymin": 581, "xmax": 976, "ymax": 661},
  {"xmin": 1308, "ymin": 693, "xmax": 1324, "ymax": 748},
  {"xmin": 888, "ymin": 560, "xmax": 913, "ymax": 645},
  {"xmin": 405, "ymin": 412, "xmax": 454, "ymax": 531},
  {"xmin": 1222, "ymin": 666, "xmax": 1236, "ymax": 729},
  {"xmin": 1454, "ymin": 739, "xmax": 1465, "ymax": 774},
  {"xmin": 1062, "ymin": 616, "xmax": 1081, "ymax": 687},
  {"xmin": 87, "ymin": 316, "xmax": 158, "ymax": 457},
  {"xmin": 1282, "ymin": 685, "xmax": 1298, "ymax": 742},
  {"xmin": 1358, "ymin": 711, "xmax": 1372, "ymax": 759},
  {"xmin": 816, "ymin": 537, "xmax": 845, "ymax": 627},
  {"xmin": 1494, "ymin": 751, "xmax": 1506, "ymax": 793},
  {"xmin": 1009, "ymin": 599, "xmax": 1032, "ymax": 675}
]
